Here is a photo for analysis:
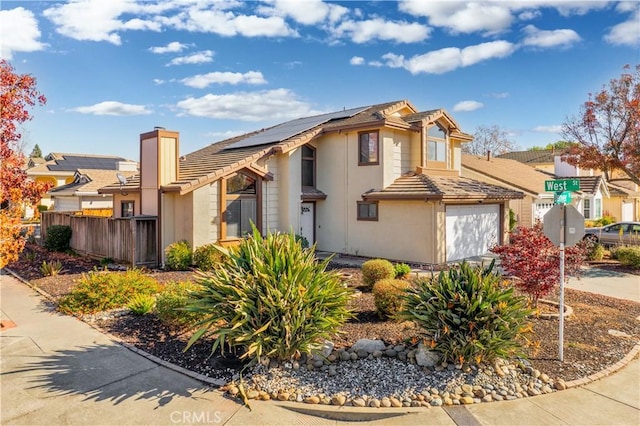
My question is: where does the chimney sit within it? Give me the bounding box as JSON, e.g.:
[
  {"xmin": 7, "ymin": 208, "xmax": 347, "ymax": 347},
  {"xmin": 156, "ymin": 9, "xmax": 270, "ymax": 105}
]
[
  {"xmin": 487, "ymin": 150, "xmax": 491, "ymax": 161},
  {"xmin": 139, "ymin": 128, "xmax": 179, "ymax": 216}
]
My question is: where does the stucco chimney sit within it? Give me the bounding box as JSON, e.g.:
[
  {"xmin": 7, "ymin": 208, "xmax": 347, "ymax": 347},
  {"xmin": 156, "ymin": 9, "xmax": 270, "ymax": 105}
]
[{"xmin": 139, "ymin": 128, "xmax": 179, "ymax": 215}]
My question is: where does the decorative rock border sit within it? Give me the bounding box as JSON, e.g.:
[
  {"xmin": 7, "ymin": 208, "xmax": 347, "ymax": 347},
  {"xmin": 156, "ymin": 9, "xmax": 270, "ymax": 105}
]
[
  {"xmin": 4, "ymin": 267, "xmax": 640, "ymax": 410},
  {"xmin": 536, "ymin": 299, "xmax": 574, "ymax": 320}
]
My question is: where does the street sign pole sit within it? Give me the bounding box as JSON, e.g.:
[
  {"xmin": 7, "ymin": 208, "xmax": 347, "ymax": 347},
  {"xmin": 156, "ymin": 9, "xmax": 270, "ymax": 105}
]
[{"xmin": 559, "ymin": 205, "xmax": 565, "ymax": 362}]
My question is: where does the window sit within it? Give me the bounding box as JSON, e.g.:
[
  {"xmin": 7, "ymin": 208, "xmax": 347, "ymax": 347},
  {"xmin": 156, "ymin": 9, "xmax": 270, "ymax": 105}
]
[
  {"xmin": 224, "ymin": 172, "xmax": 258, "ymax": 238},
  {"xmin": 583, "ymin": 199, "xmax": 591, "ymax": 219},
  {"xmin": 427, "ymin": 123, "xmax": 447, "ymax": 162},
  {"xmin": 121, "ymin": 201, "xmax": 134, "ymax": 217},
  {"xmin": 595, "ymin": 198, "xmax": 602, "ymax": 218},
  {"xmin": 358, "ymin": 131, "xmax": 379, "ymax": 165},
  {"xmin": 301, "ymin": 145, "xmax": 316, "ymax": 187},
  {"xmin": 357, "ymin": 201, "xmax": 378, "ymax": 221}
]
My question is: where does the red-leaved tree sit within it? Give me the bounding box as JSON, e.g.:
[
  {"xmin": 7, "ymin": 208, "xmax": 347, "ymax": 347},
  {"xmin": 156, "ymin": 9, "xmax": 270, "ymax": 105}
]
[
  {"xmin": 1, "ymin": 59, "xmax": 50, "ymax": 268},
  {"xmin": 490, "ymin": 223, "xmax": 588, "ymax": 307},
  {"xmin": 561, "ymin": 64, "xmax": 640, "ymax": 186}
]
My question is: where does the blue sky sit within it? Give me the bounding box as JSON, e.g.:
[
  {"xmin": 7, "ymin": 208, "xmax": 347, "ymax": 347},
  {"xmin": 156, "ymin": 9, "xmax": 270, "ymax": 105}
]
[{"xmin": 2, "ymin": 0, "xmax": 639, "ymax": 162}]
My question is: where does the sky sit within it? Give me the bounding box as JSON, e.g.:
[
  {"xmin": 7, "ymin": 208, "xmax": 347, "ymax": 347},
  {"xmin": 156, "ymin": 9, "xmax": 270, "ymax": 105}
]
[{"xmin": 1, "ymin": 0, "xmax": 639, "ymax": 162}]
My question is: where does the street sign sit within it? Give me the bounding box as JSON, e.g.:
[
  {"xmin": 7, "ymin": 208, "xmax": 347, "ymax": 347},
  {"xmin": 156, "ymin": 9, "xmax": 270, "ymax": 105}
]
[
  {"xmin": 554, "ymin": 191, "xmax": 572, "ymax": 204},
  {"xmin": 545, "ymin": 179, "xmax": 580, "ymax": 192},
  {"xmin": 543, "ymin": 204, "xmax": 585, "ymax": 247}
]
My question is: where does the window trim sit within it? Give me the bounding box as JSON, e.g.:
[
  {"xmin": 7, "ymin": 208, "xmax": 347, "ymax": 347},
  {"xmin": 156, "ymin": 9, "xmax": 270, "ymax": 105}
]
[
  {"xmin": 301, "ymin": 144, "xmax": 316, "ymax": 188},
  {"xmin": 357, "ymin": 201, "xmax": 379, "ymax": 221},
  {"xmin": 121, "ymin": 200, "xmax": 134, "ymax": 218},
  {"xmin": 358, "ymin": 130, "xmax": 380, "ymax": 166},
  {"xmin": 220, "ymin": 170, "xmax": 262, "ymax": 240},
  {"xmin": 426, "ymin": 123, "xmax": 447, "ymax": 163}
]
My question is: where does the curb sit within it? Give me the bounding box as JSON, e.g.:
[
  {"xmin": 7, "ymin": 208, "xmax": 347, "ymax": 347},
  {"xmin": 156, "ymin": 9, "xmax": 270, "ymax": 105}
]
[{"xmin": 3, "ymin": 267, "xmax": 640, "ymax": 410}]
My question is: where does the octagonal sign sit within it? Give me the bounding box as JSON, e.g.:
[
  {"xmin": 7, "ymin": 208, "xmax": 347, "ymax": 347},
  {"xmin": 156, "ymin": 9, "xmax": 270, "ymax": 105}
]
[{"xmin": 543, "ymin": 204, "xmax": 585, "ymax": 247}]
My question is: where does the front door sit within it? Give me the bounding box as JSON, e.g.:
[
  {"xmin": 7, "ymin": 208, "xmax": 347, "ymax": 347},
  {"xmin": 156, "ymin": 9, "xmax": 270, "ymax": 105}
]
[{"xmin": 300, "ymin": 202, "xmax": 315, "ymax": 247}]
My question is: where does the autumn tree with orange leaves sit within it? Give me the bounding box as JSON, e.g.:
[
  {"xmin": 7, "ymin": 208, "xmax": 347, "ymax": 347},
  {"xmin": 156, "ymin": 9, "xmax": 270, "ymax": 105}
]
[
  {"xmin": 1, "ymin": 60, "xmax": 51, "ymax": 268},
  {"xmin": 562, "ymin": 64, "xmax": 640, "ymax": 186}
]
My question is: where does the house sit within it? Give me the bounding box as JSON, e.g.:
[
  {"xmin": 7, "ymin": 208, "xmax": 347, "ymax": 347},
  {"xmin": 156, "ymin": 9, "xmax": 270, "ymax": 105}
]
[
  {"xmin": 461, "ymin": 154, "xmax": 556, "ymax": 227},
  {"xmin": 25, "ymin": 153, "xmax": 135, "ymax": 216},
  {"xmin": 497, "ymin": 149, "xmax": 639, "ymax": 222},
  {"xmin": 100, "ymin": 100, "xmax": 523, "ymax": 265},
  {"xmin": 48, "ymin": 168, "xmax": 137, "ymax": 214}
]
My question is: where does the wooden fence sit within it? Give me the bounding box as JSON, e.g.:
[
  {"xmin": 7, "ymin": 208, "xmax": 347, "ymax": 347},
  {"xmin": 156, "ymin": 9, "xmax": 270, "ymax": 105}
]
[{"xmin": 41, "ymin": 212, "xmax": 158, "ymax": 267}]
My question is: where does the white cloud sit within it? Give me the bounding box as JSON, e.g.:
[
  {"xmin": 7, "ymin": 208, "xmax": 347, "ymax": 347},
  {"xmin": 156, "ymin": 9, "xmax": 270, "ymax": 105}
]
[
  {"xmin": 167, "ymin": 50, "xmax": 214, "ymax": 66},
  {"xmin": 487, "ymin": 92, "xmax": 510, "ymax": 99},
  {"xmin": 43, "ymin": 0, "xmax": 137, "ymax": 44},
  {"xmin": 153, "ymin": 79, "xmax": 166, "ymax": 85},
  {"xmin": 72, "ymin": 101, "xmax": 151, "ymax": 116},
  {"xmin": 332, "ymin": 18, "xmax": 431, "ymax": 43},
  {"xmin": 175, "ymin": 88, "xmax": 321, "ymax": 121},
  {"xmin": 533, "ymin": 125, "xmax": 562, "ymax": 133},
  {"xmin": 206, "ymin": 129, "xmax": 246, "ymax": 141},
  {"xmin": 453, "ymin": 100, "xmax": 484, "ymax": 112},
  {"xmin": 149, "ymin": 41, "xmax": 189, "ymax": 54},
  {"xmin": 259, "ymin": 0, "xmax": 337, "ymax": 25},
  {"xmin": 380, "ymin": 53, "xmax": 405, "ymax": 68},
  {"xmin": 399, "ymin": 41, "xmax": 516, "ymax": 75},
  {"xmin": 398, "ymin": 1, "xmax": 513, "ymax": 35},
  {"xmin": 180, "ymin": 71, "xmax": 267, "ymax": 88},
  {"xmin": 350, "ymin": 56, "xmax": 365, "ymax": 65},
  {"xmin": 604, "ymin": 6, "xmax": 640, "ymax": 47},
  {"xmin": 522, "ymin": 25, "xmax": 581, "ymax": 48},
  {"xmin": 0, "ymin": 7, "xmax": 47, "ymax": 59}
]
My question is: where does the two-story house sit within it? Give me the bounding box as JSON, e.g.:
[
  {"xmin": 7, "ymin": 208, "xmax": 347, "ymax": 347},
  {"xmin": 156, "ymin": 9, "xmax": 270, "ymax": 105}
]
[{"xmin": 101, "ymin": 100, "xmax": 523, "ymax": 265}]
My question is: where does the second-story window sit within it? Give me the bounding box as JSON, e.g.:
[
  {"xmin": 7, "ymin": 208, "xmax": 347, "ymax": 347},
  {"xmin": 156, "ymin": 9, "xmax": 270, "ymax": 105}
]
[
  {"xmin": 301, "ymin": 145, "xmax": 316, "ymax": 187},
  {"xmin": 359, "ymin": 131, "xmax": 379, "ymax": 165},
  {"xmin": 427, "ymin": 123, "xmax": 447, "ymax": 162}
]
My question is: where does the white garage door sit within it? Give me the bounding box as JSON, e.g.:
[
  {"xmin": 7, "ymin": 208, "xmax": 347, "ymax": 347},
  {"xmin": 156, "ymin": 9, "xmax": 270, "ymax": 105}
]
[
  {"xmin": 446, "ymin": 204, "xmax": 500, "ymax": 262},
  {"xmin": 53, "ymin": 197, "xmax": 80, "ymax": 212}
]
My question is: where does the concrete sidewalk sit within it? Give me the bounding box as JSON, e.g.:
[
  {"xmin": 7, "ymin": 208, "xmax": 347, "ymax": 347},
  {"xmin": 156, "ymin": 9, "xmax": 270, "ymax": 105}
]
[{"xmin": 1, "ymin": 270, "xmax": 639, "ymax": 426}]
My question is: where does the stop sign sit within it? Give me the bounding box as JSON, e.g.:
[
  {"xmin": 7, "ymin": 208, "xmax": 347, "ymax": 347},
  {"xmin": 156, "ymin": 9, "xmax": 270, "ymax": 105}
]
[{"xmin": 543, "ymin": 204, "xmax": 585, "ymax": 247}]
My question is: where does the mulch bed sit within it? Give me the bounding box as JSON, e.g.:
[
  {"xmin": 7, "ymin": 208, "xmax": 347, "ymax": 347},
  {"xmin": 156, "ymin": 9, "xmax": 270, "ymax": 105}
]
[{"xmin": 6, "ymin": 244, "xmax": 640, "ymax": 384}]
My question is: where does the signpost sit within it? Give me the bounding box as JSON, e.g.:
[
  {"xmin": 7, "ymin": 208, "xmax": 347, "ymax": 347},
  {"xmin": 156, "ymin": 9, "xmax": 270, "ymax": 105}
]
[
  {"xmin": 543, "ymin": 178, "xmax": 583, "ymax": 361},
  {"xmin": 543, "ymin": 204, "xmax": 585, "ymax": 362}
]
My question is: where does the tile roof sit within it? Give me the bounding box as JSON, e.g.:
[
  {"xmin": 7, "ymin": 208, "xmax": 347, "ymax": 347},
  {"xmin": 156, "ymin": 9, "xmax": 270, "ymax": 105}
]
[
  {"xmin": 50, "ymin": 169, "xmax": 137, "ymax": 195},
  {"xmin": 461, "ymin": 154, "xmax": 551, "ymax": 195},
  {"xmin": 608, "ymin": 181, "xmax": 640, "ymax": 198},
  {"xmin": 362, "ymin": 172, "xmax": 524, "ymax": 201},
  {"xmin": 496, "ymin": 149, "xmax": 565, "ymax": 165}
]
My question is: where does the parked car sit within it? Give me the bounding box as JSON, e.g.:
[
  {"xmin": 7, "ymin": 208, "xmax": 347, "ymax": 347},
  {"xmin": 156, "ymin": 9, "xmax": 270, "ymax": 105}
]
[{"xmin": 583, "ymin": 221, "xmax": 640, "ymax": 246}]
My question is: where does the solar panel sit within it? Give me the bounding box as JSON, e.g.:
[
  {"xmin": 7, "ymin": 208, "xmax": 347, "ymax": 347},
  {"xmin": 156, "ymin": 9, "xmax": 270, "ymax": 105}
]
[
  {"xmin": 225, "ymin": 106, "xmax": 369, "ymax": 150},
  {"xmin": 47, "ymin": 156, "xmax": 124, "ymax": 171}
]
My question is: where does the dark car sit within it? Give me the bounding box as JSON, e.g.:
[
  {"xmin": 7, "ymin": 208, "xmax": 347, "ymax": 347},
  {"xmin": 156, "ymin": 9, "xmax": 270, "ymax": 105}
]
[{"xmin": 583, "ymin": 221, "xmax": 640, "ymax": 246}]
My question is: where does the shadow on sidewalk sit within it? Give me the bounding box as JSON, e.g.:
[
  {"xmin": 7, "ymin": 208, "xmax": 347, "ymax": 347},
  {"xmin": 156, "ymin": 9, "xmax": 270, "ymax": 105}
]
[{"xmin": 4, "ymin": 343, "xmax": 215, "ymax": 408}]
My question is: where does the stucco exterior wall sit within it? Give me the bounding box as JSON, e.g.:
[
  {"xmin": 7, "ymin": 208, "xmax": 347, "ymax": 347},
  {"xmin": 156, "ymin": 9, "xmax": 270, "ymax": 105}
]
[
  {"xmin": 79, "ymin": 196, "xmax": 113, "ymax": 210},
  {"xmin": 111, "ymin": 192, "xmax": 141, "ymax": 218},
  {"xmin": 191, "ymin": 184, "xmax": 211, "ymax": 248},
  {"xmin": 140, "ymin": 137, "xmax": 159, "ymax": 215},
  {"xmin": 160, "ymin": 191, "xmax": 193, "ymax": 257},
  {"xmin": 262, "ymin": 157, "xmax": 280, "ymax": 233}
]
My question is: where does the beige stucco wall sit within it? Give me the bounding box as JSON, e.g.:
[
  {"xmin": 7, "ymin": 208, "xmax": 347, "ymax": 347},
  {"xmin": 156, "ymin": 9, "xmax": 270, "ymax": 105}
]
[
  {"xmin": 140, "ymin": 137, "xmax": 159, "ymax": 215},
  {"xmin": 160, "ymin": 191, "xmax": 192, "ymax": 260},
  {"xmin": 111, "ymin": 192, "xmax": 141, "ymax": 218},
  {"xmin": 277, "ymin": 148, "xmax": 302, "ymax": 235},
  {"xmin": 80, "ymin": 195, "xmax": 113, "ymax": 210}
]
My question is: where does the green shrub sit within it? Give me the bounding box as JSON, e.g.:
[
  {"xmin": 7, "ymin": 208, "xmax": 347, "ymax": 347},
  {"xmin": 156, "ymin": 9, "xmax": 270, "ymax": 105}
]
[
  {"xmin": 185, "ymin": 225, "xmax": 353, "ymax": 363},
  {"xmin": 165, "ymin": 240, "xmax": 192, "ymax": 271},
  {"xmin": 613, "ymin": 246, "xmax": 640, "ymax": 269},
  {"xmin": 40, "ymin": 260, "xmax": 64, "ymax": 277},
  {"xmin": 594, "ymin": 215, "xmax": 616, "ymax": 227},
  {"xmin": 394, "ymin": 262, "xmax": 412, "ymax": 279},
  {"xmin": 587, "ymin": 242, "xmax": 605, "ymax": 261},
  {"xmin": 155, "ymin": 281, "xmax": 204, "ymax": 327},
  {"xmin": 37, "ymin": 204, "xmax": 48, "ymax": 212},
  {"xmin": 100, "ymin": 257, "xmax": 114, "ymax": 266},
  {"xmin": 361, "ymin": 259, "xmax": 395, "ymax": 289},
  {"xmin": 373, "ymin": 279, "xmax": 411, "ymax": 319},
  {"xmin": 58, "ymin": 269, "xmax": 160, "ymax": 315},
  {"xmin": 295, "ymin": 234, "xmax": 309, "ymax": 249},
  {"xmin": 44, "ymin": 225, "xmax": 72, "ymax": 252},
  {"xmin": 398, "ymin": 261, "xmax": 532, "ymax": 365},
  {"xmin": 192, "ymin": 244, "xmax": 224, "ymax": 271},
  {"xmin": 128, "ymin": 294, "xmax": 156, "ymax": 315}
]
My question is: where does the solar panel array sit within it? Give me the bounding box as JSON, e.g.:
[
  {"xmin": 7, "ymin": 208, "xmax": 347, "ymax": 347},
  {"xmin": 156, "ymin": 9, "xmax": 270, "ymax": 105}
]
[
  {"xmin": 225, "ymin": 106, "xmax": 368, "ymax": 150},
  {"xmin": 47, "ymin": 155, "xmax": 125, "ymax": 171}
]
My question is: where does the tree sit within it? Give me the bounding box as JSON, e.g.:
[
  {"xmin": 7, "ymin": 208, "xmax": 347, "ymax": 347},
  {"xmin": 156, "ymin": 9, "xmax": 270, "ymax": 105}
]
[
  {"xmin": 30, "ymin": 143, "xmax": 42, "ymax": 158},
  {"xmin": 490, "ymin": 223, "xmax": 588, "ymax": 307},
  {"xmin": 561, "ymin": 64, "xmax": 640, "ymax": 186},
  {"xmin": 463, "ymin": 124, "xmax": 518, "ymax": 156},
  {"xmin": 528, "ymin": 141, "xmax": 577, "ymax": 151},
  {"xmin": 1, "ymin": 60, "xmax": 50, "ymax": 268}
]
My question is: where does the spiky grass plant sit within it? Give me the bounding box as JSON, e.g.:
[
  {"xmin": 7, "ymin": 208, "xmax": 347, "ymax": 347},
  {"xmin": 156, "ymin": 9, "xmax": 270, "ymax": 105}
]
[
  {"xmin": 398, "ymin": 261, "xmax": 532, "ymax": 365},
  {"xmin": 185, "ymin": 225, "xmax": 353, "ymax": 364}
]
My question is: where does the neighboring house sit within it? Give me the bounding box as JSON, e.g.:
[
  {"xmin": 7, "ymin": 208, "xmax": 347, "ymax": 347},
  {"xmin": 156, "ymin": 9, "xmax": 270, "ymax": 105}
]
[
  {"xmin": 25, "ymin": 153, "xmax": 135, "ymax": 217},
  {"xmin": 101, "ymin": 100, "xmax": 523, "ymax": 265},
  {"xmin": 461, "ymin": 154, "xmax": 556, "ymax": 227},
  {"xmin": 49, "ymin": 168, "xmax": 137, "ymax": 213},
  {"xmin": 497, "ymin": 149, "xmax": 639, "ymax": 222}
]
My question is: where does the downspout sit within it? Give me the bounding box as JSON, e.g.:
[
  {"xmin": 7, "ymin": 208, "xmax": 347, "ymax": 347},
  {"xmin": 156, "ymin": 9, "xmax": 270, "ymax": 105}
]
[{"xmin": 344, "ymin": 133, "xmax": 349, "ymax": 253}]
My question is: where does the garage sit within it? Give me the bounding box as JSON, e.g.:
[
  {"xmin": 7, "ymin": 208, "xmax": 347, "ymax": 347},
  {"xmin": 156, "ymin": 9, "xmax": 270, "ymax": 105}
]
[
  {"xmin": 446, "ymin": 204, "xmax": 500, "ymax": 262},
  {"xmin": 52, "ymin": 197, "xmax": 80, "ymax": 212}
]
